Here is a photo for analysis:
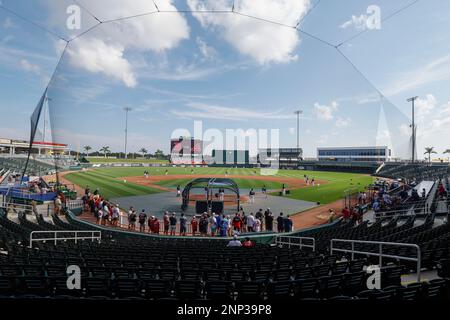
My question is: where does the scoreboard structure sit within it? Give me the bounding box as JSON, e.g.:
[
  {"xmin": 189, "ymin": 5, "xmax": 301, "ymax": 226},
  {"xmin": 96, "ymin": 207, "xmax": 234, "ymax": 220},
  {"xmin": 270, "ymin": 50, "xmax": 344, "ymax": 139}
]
[
  {"xmin": 170, "ymin": 137, "xmax": 204, "ymax": 165},
  {"xmin": 210, "ymin": 149, "xmax": 250, "ymax": 167}
]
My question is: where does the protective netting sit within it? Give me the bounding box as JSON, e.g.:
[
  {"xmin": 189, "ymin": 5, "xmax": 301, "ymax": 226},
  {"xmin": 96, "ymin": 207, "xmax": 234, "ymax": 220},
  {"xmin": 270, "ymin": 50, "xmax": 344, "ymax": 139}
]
[{"xmin": 2, "ymin": 0, "xmax": 448, "ymax": 182}]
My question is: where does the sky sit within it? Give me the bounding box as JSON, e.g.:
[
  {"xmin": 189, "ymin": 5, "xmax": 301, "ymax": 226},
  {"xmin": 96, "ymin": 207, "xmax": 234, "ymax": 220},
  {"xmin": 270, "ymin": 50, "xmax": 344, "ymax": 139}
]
[{"xmin": 1, "ymin": 0, "xmax": 450, "ymax": 159}]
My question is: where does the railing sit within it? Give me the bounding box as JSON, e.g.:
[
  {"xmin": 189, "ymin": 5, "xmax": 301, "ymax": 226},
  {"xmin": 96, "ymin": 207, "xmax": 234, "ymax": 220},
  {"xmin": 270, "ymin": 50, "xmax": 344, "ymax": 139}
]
[
  {"xmin": 275, "ymin": 235, "xmax": 315, "ymax": 251},
  {"xmin": 330, "ymin": 238, "xmax": 421, "ymax": 282},
  {"xmin": 29, "ymin": 230, "xmax": 101, "ymax": 248},
  {"xmin": 67, "ymin": 199, "xmax": 84, "ymax": 210}
]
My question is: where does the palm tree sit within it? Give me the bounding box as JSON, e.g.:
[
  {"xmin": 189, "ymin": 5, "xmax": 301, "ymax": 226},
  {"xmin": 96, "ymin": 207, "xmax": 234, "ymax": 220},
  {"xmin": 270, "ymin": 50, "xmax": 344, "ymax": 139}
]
[
  {"xmin": 424, "ymin": 147, "xmax": 437, "ymax": 163},
  {"xmin": 99, "ymin": 146, "xmax": 111, "ymax": 158},
  {"xmin": 139, "ymin": 148, "xmax": 148, "ymax": 158},
  {"xmin": 83, "ymin": 145, "xmax": 92, "ymax": 156}
]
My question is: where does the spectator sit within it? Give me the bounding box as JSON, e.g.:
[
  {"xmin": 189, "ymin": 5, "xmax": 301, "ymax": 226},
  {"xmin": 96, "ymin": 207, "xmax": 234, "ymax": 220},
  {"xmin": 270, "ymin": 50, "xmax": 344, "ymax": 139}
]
[
  {"xmin": 342, "ymin": 206, "xmax": 351, "ymax": 221},
  {"xmin": 147, "ymin": 216, "xmax": 153, "ymax": 233},
  {"xmin": 227, "ymin": 235, "xmax": 242, "ymax": 247},
  {"xmin": 232, "ymin": 213, "xmax": 241, "ymax": 232},
  {"xmin": 328, "ymin": 209, "xmax": 337, "ymax": 223},
  {"xmin": 153, "ymin": 217, "xmax": 160, "ymax": 234},
  {"xmin": 191, "ymin": 216, "xmax": 198, "ymax": 236},
  {"xmin": 254, "ymin": 217, "xmax": 261, "ymax": 232},
  {"xmin": 265, "ymin": 212, "xmax": 274, "ymax": 231},
  {"xmin": 283, "ymin": 215, "xmax": 293, "ymax": 232},
  {"xmin": 111, "ymin": 204, "xmax": 120, "ymax": 227},
  {"xmin": 199, "ymin": 214, "xmax": 208, "ymax": 237},
  {"xmin": 138, "ymin": 210, "xmax": 147, "ymax": 232},
  {"xmin": 241, "ymin": 212, "xmax": 246, "ymax": 233},
  {"xmin": 163, "ymin": 211, "xmax": 170, "ymax": 235},
  {"xmin": 277, "ymin": 213, "xmax": 284, "ymax": 232},
  {"xmin": 54, "ymin": 195, "xmax": 62, "ymax": 215},
  {"xmin": 180, "ymin": 213, "xmax": 188, "ymax": 236},
  {"xmin": 246, "ymin": 213, "xmax": 255, "ymax": 232},
  {"xmin": 169, "ymin": 213, "xmax": 177, "ymax": 236},
  {"xmin": 210, "ymin": 213, "xmax": 218, "ymax": 236},
  {"xmin": 128, "ymin": 209, "xmax": 137, "ymax": 231},
  {"xmin": 242, "ymin": 237, "xmax": 254, "ymax": 247},
  {"xmin": 220, "ymin": 215, "xmax": 229, "ymax": 237}
]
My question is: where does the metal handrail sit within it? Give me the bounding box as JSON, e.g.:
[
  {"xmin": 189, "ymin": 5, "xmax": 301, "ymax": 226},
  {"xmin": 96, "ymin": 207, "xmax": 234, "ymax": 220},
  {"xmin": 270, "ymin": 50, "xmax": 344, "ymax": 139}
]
[
  {"xmin": 330, "ymin": 238, "xmax": 421, "ymax": 282},
  {"xmin": 29, "ymin": 230, "xmax": 101, "ymax": 248},
  {"xmin": 275, "ymin": 235, "xmax": 315, "ymax": 251}
]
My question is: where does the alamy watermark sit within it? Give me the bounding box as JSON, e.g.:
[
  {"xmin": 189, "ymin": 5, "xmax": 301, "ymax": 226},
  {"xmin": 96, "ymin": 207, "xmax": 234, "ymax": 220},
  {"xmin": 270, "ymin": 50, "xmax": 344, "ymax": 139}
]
[{"xmin": 170, "ymin": 121, "xmax": 281, "ymax": 175}]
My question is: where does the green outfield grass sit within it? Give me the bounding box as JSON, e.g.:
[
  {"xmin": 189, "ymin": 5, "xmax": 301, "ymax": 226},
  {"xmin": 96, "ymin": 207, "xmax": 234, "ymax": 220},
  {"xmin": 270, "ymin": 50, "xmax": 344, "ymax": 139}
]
[
  {"xmin": 284, "ymin": 174, "xmax": 373, "ymax": 204},
  {"xmin": 64, "ymin": 170, "xmax": 163, "ymax": 199},
  {"xmin": 86, "ymin": 157, "xmax": 169, "ymax": 164},
  {"xmin": 64, "ymin": 166, "xmax": 375, "ymax": 204}
]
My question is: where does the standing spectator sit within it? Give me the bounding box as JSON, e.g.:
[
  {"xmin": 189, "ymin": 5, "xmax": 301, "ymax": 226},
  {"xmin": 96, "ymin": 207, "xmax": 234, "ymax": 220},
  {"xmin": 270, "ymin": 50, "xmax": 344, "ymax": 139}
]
[
  {"xmin": 254, "ymin": 217, "xmax": 261, "ymax": 232},
  {"xmin": 220, "ymin": 215, "xmax": 229, "ymax": 237},
  {"xmin": 283, "ymin": 215, "xmax": 293, "ymax": 232},
  {"xmin": 128, "ymin": 209, "xmax": 137, "ymax": 231},
  {"xmin": 111, "ymin": 204, "xmax": 120, "ymax": 227},
  {"xmin": 153, "ymin": 217, "xmax": 160, "ymax": 234},
  {"xmin": 138, "ymin": 210, "xmax": 147, "ymax": 232},
  {"xmin": 180, "ymin": 213, "xmax": 188, "ymax": 236},
  {"xmin": 210, "ymin": 213, "xmax": 218, "ymax": 236},
  {"xmin": 215, "ymin": 213, "xmax": 222, "ymax": 235},
  {"xmin": 191, "ymin": 216, "xmax": 198, "ymax": 236},
  {"xmin": 148, "ymin": 216, "xmax": 154, "ymax": 233},
  {"xmin": 163, "ymin": 211, "xmax": 170, "ymax": 235},
  {"xmin": 277, "ymin": 213, "xmax": 284, "ymax": 232},
  {"xmin": 232, "ymin": 213, "xmax": 241, "ymax": 232},
  {"xmin": 199, "ymin": 214, "xmax": 208, "ymax": 237},
  {"xmin": 246, "ymin": 213, "xmax": 255, "ymax": 232},
  {"xmin": 241, "ymin": 212, "xmax": 246, "ymax": 233},
  {"xmin": 54, "ymin": 195, "xmax": 62, "ymax": 215},
  {"xmin": 265, "ymin": 212, "xmax": 274, "ymax": 231},
  {"xmin": 169, "ymin": 213, "xmax": 177, "ymax": 236}
]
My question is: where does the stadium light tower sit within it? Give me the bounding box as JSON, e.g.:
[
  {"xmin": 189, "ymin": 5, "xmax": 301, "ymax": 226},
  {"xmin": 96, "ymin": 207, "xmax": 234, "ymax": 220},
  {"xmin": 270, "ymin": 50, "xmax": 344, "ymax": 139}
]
[
  {"xmin": 294, "ymin": 110, "xmax": 303, "ymax": 150},
  {"xmin": 407, "ymin": 96, "xmax": 418, "ymax": 163},
  {"xmin": 123, "ymin": 107, "xmax": 132, "ymax": 159}
]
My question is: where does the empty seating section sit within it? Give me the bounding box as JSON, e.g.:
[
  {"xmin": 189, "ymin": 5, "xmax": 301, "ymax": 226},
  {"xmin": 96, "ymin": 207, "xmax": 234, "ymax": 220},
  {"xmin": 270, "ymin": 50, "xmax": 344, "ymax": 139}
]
[
  {"xmin": 376, "ymin": 163, "xmax": 450, "ymax": 182},
  {"xmin": 0, "ymin": 204, "xmax": 448, "ymax": 300},
  {"xmin": 0, "ymin": 157, "xmax": 55, "ymax": 177}
]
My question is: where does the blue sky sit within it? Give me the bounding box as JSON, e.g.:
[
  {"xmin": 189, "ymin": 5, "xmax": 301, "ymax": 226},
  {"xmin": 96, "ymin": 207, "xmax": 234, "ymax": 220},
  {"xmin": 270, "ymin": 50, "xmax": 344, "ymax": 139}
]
[{"xmin": 1, "ymin": 0, "xmax": 450, "ymax": 159}]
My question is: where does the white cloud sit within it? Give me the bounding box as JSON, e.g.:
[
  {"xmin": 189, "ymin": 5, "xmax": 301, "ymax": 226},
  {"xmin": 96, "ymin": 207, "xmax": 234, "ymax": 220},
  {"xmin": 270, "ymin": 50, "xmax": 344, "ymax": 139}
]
[
  {"xmin": 314, "ymin": 101, "xmax": 338, "ymax": 120},
  {"xmin": 385, "ymin": 54, "xmax": 450, "ymax": 96},
  {"xmin": 196, "ymin": 37, "xmax": 217, "ymax": 60},
  {"xmin": 171, "ymin": 102, "xmax": 292, "ymax": 121},
  {"xmin": 50, "ymin": 0, "xmax": 189, "ymax": 86},
  {"xmin": 187, "ymin": 0, "xmax": 309, "ymax": 64},
  {"xmin": 67, "ymin": 39, "xmax": 137, "ymax": 87},
  {"xmin": 335, "ymin": 117, "xmax": 351, "ymax": 128},
  {"xmin": 340, "ymin": 15, "xmax": 368, "ymax": 30},
  {"xmin": 20, "ymin": 59, "xmax": 41, "ymax": 75},
  {"xmin": 416, "ymin": 94, "xmax": 437, "ymax": 117}
]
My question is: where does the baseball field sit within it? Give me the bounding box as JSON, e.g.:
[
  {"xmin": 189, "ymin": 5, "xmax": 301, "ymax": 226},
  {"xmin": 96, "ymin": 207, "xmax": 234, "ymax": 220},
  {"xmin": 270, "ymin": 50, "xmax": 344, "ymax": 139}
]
[{"xmin": 64, "ymin": 167, "xmax": 374, "ymax": 205}]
